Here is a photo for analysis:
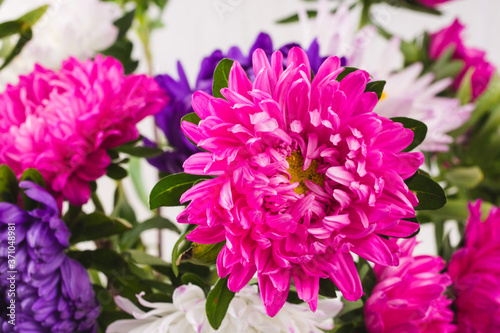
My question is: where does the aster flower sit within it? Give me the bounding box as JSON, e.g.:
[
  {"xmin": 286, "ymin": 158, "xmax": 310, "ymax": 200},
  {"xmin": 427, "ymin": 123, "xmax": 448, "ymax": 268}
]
[
  {"xmin": 415, "ymin": 0, "xmax": 454, "ymax": 7},
  {"xmin": 448, "ymin": 201, "xmax": 500, "ymax": 332},
  {"xmin": 0, "ymin": 0, "xmax": 121, "ymax": 89},
  {"xmin": 107, "ymin": 284, "xmax": 341, "ymax": 333},
  {"xmin": 364, "ymin": 238, "xmax": 456, "ymax": 333},
  {"xmin": 0, "ymin": 55, "xmax": 167, "ymax": 205},
  {"xmin": 0, "ymin": 181, "xmax": 100, "ymax": 332},
  {"xmin": 430, "ymin": 19, "xmax": 495, "ymax": 100},
  {"xmin": 178, "ymin": 46, "xmax": 423, "ymax": 316},
  {"xmin": 150, "ymin": 33, "xmax": 323, "ymax": 174}
]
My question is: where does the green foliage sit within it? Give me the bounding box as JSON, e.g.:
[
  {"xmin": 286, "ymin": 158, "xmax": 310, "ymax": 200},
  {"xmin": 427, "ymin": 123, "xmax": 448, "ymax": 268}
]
[
  {"xmin": 120, "ymin": 216, "xmax": 179, "ymax": 250},
  {"xmin": 212, "ymin": 59, "xmax": 235, "ymax": 99},
  {"xmin": 0, "ymin": 164, "xmax": 18, "ymax": 204},
  {"xmin": 69, "ymin": 212, "xmax": 132, "ymax": 244},
  {"xmin": 149, "ymin": 173, "xmax": 212, "ymax": 209},
  {"xmin": 391, "ymin": 117, "xmax": 428, "ymax": 152},
  {"xmin": 364, "ymin": 81, "xmax": 385, "ymax": 99},
  {"xmin": 405, "ymin": 171, "xmax": 447, "ymax": 211},
  {"xmin": 205, "ymin": 277, "xmax": 236, "ymax": 330}
]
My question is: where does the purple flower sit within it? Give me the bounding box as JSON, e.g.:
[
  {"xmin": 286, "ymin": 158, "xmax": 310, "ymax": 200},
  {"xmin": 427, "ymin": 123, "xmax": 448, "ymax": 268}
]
[
  {"xmin": 0, "ymin": 181, "xmax": 99, "ymax": 333},
  {"xmin": 149, "ymin": 33, "xmax": 328, "ymax": 174}
]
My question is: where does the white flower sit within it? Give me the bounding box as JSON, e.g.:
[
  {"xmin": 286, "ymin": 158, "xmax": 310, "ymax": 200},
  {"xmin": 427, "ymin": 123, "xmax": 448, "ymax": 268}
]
[
  {"xmin": 0, "ymin": 0, "xmax": 121, "ymax": 89},
  {"xmin": 107, "ymin": 284, "xmax": 342, "ymax": 333},
  {"xmin": 370, "ymin": 39, "xmax": 474, "ymax": 152}
]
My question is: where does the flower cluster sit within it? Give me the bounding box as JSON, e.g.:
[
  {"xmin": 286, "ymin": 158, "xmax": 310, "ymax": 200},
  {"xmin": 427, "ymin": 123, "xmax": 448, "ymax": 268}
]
[
  {"xmin": 364, "ymin": 238, "xmax": 456, "ymax": 333},
  {"xmin": 0, "ymin": 55, "xmax": 167, "ymax": 205},
  {"xmin": 430, "ymin": 19, "xmax": 495, "ymax": 100},
  {"xmin": 0, "ymin": 0, "xmax": 121, "ymax": 89},
  {"xmin": 178, "ymin": 46, "xmax": 423, "ymax": 315},
  {"xmin": 448, "ymin": 201, "xmax": 500, "ymax": 332},
  {"xmin": 0, "ymin": 181, "xmax": 99, "ymax": 332},
  {"xmin": 107, "ymin": 284, "xmax": 341, "ymax": 333}
]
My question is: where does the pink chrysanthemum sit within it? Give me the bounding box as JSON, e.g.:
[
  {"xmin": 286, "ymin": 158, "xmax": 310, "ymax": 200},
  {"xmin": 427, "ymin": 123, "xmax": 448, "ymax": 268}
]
[
  {"xmin": 364, "ymin": 238, "xmax": 456, "ymax": 333},
  {"xmin": 449, "ymin": 201, "xmax": 500, "ymax": 332},
  {"xmin": 178, "ymin": 47, "xmax": 423, "ymax": 316},
  {"xmin": 0, "ymin": 55, "xmax": 167, "ymax": 205}
]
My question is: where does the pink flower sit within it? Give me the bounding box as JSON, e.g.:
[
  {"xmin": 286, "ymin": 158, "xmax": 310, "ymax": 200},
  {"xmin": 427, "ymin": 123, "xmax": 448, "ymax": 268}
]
[
  {"xmin": 430, "ymin": 19, "xmax": 495, "ymax": 100},
  {"xmin": 448, "ymin": 201, "xmax": 500, "ymax": 332},
  {"xmin": 417, "ymin": 0, "xmax": 454, "ymax": 7},
  {"xmin": 365, "ymin": 238, "xmax": 456, "ymax": 333},
  {"xmin": 0, "ymin": 55, "xmax": 167, "ymax": 205},
  {"xmin": 178, "ymin": 47, "xmax": 423, "ymax": 316}
]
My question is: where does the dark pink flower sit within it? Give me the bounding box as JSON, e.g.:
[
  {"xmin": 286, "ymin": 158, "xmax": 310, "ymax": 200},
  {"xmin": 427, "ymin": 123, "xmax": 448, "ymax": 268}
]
[
  {"xmin": 449, "ymin": 201, "xmax": 500, "ymax": 332},
  {"xmin": 0, "ymin": 55, "xmax": 168, "ymax": 205},
  {"xmin": 430, "ymin": 19, "xmax": 495, "ymax": 100},
  {"xmin": 365, "ymin": 238, "xmax": 456, "ymax": 333},
  {"xmin": 417, "ymin": 0, "xmax": 454, "ymax": 8},
  {"xmin": 178, "ymin": 47, "xmax": 423, "ymax": 316}
]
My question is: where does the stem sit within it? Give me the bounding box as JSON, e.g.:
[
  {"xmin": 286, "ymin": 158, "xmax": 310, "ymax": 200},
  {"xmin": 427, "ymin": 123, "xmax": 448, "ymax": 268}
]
[
  {"xmin": 91, "ymin": 192, "xmax": 105, "ymax": 213},
  {"xmin": 359, "ymin": 0, "xmax": 372, "ymax": 29}
]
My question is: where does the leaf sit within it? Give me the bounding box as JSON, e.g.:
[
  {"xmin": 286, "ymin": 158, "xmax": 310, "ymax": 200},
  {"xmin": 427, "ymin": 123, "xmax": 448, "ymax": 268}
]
[
  {"xmin": 149, "ymin": 173, "xmax": 210, "ymax": 209},
  {"xmin": 120, "ymin": 216, "xmax": 179, "ymax": 250},
  {"xmin": 456, "ymin": 67, "xmax": 474, "ymax": 105},
  {"xmin": 106, "ymin": 163, "xmax": 128, "ymax": 180},
  {"xmin": 206, "ymin": 277, "xmax": 236, "ymax": 330},
  {"xmin": 212, "ymin": 59, "xmax": 234, "ymax": 99},
  {"xmin": 171, "ymin": 225, "xmax": 194, "ymax": 277},
  {"xmin": 0, "ymin": 21, "xmax": 24, "ymax": 39},
  {"xmin": 126, "ymin": 249, "xmax": 170, "ymax": 267},
  {"xmin": 69, "ymin": 212, "xmax": 132, "ymax": 244},
  {"xmin": 365, "ymin": 80, "xmax": 386, "ymax": 99},
  {"xmin": 336, "ymin": 67, "xmax": 358, "ymax": 82},
  {"xmin": 181, "ymin": 273, "xmax": 207, "ymax": 293},
  {"xmin": 445, "ymin": 166, "xmax": 483, "ymax": 189},
  {"xmin": 18, "ymin": 4, "xmax": 49, "ymax": 26},
  {"xmin": 179, "ymin": 241, "xmax": 225, "ymax": 266},
  {"xmin": 276, "ymin": 9, "xmax": 318, "ymax": 24},
  {"xmin": 113, "ymin": 145, "xmax": 163, "ymax": 158},
  {"xmin": 181, "ymin": 112, "xmax": 201, "ymax": 126},
  {"xmin": 19, "ymin": 168, "xmax": 45, "ymax": 210},
  {"xmin": 114, "ymin": 9, "xmax": 135, "ymax": 40},
  {"xmin": 128, "ymin": 157, "xmax": 149, "ymax": 207},
  {"xmin": 318, "ymin": 278, "xmax": 338, "ymax": 298},
  {"xmin": 152, "ymin": 0, "xmax": 169, "ymax": 10},
  {"xmin": 391, "ymin": 117, "xmax": 427, "ymax": 152},
  {"xmin": 1, "ymin": 26, "xmax": 32, "ymax": 70},
  {"xmin": 405, "ymin": 171, "xmax": 446, "ymax": 211},
  {"xmin": 0, "ymin": 164, "xmax": 18, "ymax": 203}
]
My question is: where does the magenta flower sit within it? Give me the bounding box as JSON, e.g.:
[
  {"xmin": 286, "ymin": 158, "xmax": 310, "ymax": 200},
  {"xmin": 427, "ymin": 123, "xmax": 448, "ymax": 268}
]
[
  {"xmin": 0, "ymin": 55, "xmax": 167, "ymax": 205},
  {"xmin": 448, "ymin": 201, "xmax": 500, "ymax": 332},
  {"xmin": 178, "ymin": 47, "xmax": 423, "ymax": 316},
  {"xmin": 417, "ymin": 0, "xmax": 454, "ymax": 7},
  {"xmin": 430, "ymin": 19, "xmax": 495, "ymax": 100},
  {"xmin": 364, "ymin": 238, "xmax": 456, "ymax": 333}
]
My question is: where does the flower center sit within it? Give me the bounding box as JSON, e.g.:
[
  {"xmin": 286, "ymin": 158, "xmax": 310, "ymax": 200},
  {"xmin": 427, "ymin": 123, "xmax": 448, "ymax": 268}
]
[
  {"xmin": 379, "ymin": 91, "xmax": 387, "ymax": 101},
  {"xmin": 286, "ymin": 151, "xmax": 325, "ymax": 195}
]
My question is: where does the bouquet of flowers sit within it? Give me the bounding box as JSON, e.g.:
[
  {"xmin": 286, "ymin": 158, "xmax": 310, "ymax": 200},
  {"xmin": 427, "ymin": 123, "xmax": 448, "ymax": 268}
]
[{"xmin": 1, "ymin": 0, "xmax": 499, "ymax": 332}]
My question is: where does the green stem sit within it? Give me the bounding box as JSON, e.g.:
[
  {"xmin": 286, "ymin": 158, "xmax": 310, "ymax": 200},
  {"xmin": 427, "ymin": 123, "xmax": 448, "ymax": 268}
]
[
  {"xmin": 91, "ymin": 192, "xmax": 105, "ymax": 213},
  {"xmin": 359, "ymin": 0, "xmax": 372, "ymax": 29}
]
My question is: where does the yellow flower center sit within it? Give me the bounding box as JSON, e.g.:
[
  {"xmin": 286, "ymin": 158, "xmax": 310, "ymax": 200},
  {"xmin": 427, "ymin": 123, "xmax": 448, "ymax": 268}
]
[
  {"xmin": 286, "ymin": 151, "xmax": 325, "ymax": 195},
  {"xmin": 379, "ymin": 91, "xmax": 387, "ymax": 101}
]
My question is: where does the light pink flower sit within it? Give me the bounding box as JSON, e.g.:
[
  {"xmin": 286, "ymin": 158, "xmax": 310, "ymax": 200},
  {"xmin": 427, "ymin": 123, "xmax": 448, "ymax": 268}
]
[
  {"xmin": 365, "ymin": 238, "xmax": 456, "ymax": 333},
  {"xmin": 430, "ymin": 19, "xmax": 495, "ymax": 100},
  {"xmin": 448, "ymin": 201, "xmax": 500, "ymax": 332},
  {"xmin": 0, "ymin": 55, "xmax": 167, "ymax": 205},
  {"xmin": 178, "ymin": 47, "xmax": 423, "ymax": 316}
]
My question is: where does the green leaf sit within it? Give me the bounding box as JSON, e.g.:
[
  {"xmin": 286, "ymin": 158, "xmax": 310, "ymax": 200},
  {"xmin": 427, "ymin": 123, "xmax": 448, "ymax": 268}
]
[
  {"xmin": 0, "ymin": 164, "xmax": 18, "ymax": 203},
  {"xmin": 180, "ymin": 241, "xmax": 225, "ymax": 266},
  {"xmin": 405, "ymin": 171, "xmax": 446, "ymax": 211},
  {"xmin": 391, "ymin": 117, "xmax": 427, "ymax": 152},
  {"xmin": 106, "ymin": 163, "xmax": 128, "ymax": 180},
  {"xmin": 149, "ymin": 173, "xmax": 211, "ymax": 209},
  {"xmin": 445, "ymin": 166, "xmax": 483, "ymax": 189},
  {"xmin": 120, "ymin": 216, "xmax": 179, "ymax": 250},
  {"xmin": 126, "ymin": 249, "xmax": 170, "ymax": 267},
  {"xmin": 181, "ymin": 273, "xmax": 207, "ymax": 293},
  {"xmin": 18, "ymin": 4, "xmax": 49, "ymax": 26},
  {"xmin": 171, "ymin": 225, "xmax": 194, "ymax": 277},
  {"xmin": 141, "ymin": 280, "xmax": 175, "ymax": 296},
  {"xmin": 181, "ymin": 112, "xmax": 201, "ymax": 126},
  {"xmin": 19, "ymin": 168, "xmax": 45, "ymax": 210},
  {"xmin": 112, "ymin": 183, "xmax": 138, "ymax": 225},
  {"xmin": 69, "ymin": 212, "xmax": 132, "ymax": 244},
  {"xmin": 390, "ymin": 0, "xmax": 442, "ymax": 15},
  {"xmin": 276, "ymin": 9, "xmax": 318, "ymax": 24},
  {"xmin": 113, "ymin": 145, "xmax": 163, "ymax": 158},
  {"xmin": 0, "ymin": 21, "xmax": 24, "ymax": 39},
  {"xmin": 129, "ymin": 157, "xmax": 149, "ymax": 207},
  {"xmin": 1, "ymin": 26, "xmax": 32, "ymax": 70},
  {"xmin": 152, "ymin": 0, "xmax": 169, "ymax": 9},
  {"xmin": 365, "ymin": 80, "xmax": 386, "ymax": 99},
  {"xmin": 114, "ymin": 9, "xmax": 135, "ymax": 40},
  {"xmin": 318, "ymin": 278, "xmax": 338, "ymax": 298},
  {"xmin": 456, "ymin": 67, "xmax": 474, "ymax": 105},
  {"xmin": 206, "ymin": 277, "xmax": 236, "ymax": 330},
  {"xmin": 212, "ymin": 59, "xmax": 234, "ymax": 99},
  {"xmin": 336, "ymin": 67, "xmax": 358, "ymax": 82}
]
